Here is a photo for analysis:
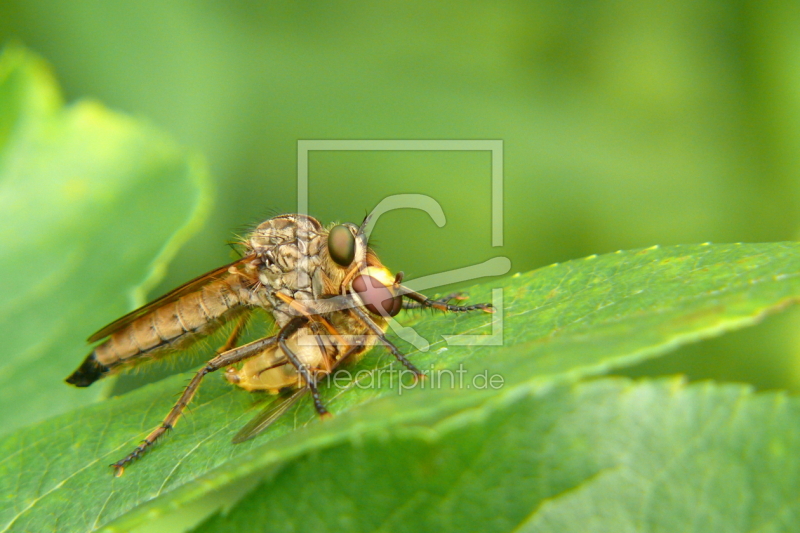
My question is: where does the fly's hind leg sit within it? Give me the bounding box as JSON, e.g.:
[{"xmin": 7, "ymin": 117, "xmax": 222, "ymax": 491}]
[
  {"xmin": 349, "ymin": 305, "xmax": 424, "ymax": 380},
  {"xmin": 111, "ymin": 334, "xmax": 277, "ymax": 476}
]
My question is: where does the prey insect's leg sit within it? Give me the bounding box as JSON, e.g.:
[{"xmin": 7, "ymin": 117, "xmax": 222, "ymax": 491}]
[
  {"xmin": 277, "ymin": 316, "xmax": 330, "ymax": 418},
  {"xmin": 216, "ymin": 311, "xmax": 252, "ymax": 354},
  {"xmin": 402, "ymin": 292, "xmax": 466, "ymax": 310},
  {"xmin": 349, "ymin": 305, "xmax": 423, "ymax": 378},
  {"xmin": 111, "ymin": 335, "xmax": 277, "ymax": 476},
  {"xmin": 401, "ymin": 288, "xmax": 494, "ymax": 313}
]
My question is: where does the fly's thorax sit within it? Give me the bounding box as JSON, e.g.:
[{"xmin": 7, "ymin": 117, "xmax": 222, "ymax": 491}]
[
  {"xmin": 248, "ymin": 214, "xmax": 323, "ymax": 251},
  {"xmin": 225, "ymin": 327, "xmax": 336, "ymax": 392},
  {"xmin": 246, "ymin": 215, "xmax": 325, "ymax": 325},
  {"xmin": 248, "ymin": 214, "xmax": 326, "ymax": 275}
]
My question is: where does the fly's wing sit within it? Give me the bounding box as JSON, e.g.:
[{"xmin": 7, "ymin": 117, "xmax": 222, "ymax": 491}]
[
  {"xmin": 88, "ymin": 254, "xmax": 258, "ymax": 342},
  {"xmin": 232, "ymin": 387, "xmax": 308, "ymax": 443}
]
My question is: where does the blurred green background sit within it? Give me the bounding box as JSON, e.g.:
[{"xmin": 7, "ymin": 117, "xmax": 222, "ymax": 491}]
[{"xmin": 2, "ymin": 1, "xmax": 800, "ymax": 392}]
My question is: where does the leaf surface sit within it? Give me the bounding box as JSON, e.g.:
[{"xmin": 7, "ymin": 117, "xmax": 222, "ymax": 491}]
[
  {"xmin": 2, "ymin": 242, "xmax": 800, "ymax": 532},
  {"xmin": 194, "ymin": 378, "xmax": 800, "ymax": 533}
]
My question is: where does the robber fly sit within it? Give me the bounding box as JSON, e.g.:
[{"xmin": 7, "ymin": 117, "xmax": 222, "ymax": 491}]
[{"xmin": 66, "ymin": 214, "xmax": 493, "ymax": 475}]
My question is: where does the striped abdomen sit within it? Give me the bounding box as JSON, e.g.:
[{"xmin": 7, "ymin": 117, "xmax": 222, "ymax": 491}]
[{"xmin": 66, "ymin": 275, "xmax": 256, "ymax": 387}]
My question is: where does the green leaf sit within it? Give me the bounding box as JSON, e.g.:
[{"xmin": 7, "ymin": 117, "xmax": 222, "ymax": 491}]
[
  {"xmin": 1, "ymin": 242, "xmax": 800, "ymax": 532},
  {"xmin": 0, "ymin": 46, "xmax": 211, "ymax": 434},
  {"xmin": 193, "ymin": 377, "xmax": 800, "ymax": 533}
]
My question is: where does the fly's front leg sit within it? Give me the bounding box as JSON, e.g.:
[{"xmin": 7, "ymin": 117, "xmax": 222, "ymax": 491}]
[
  {"xmin": 111, "ymin": 335, "xmax": 277, "ymax": 476},
  {"xmin": 401, "ymin": 287, "xmax": 494, "ymax": 313},
  {"xmin": 273, "ymin": 292, "xmax": 346, "ymax": 346},
  {"xmin": 277, "ymin": 316, "xmax": 331, "ymax": 419},
  {"xmin": 349, "ymin": 305, "xmax": 424, "ymax": 379},
  {"xmin": 402, "ymin": 292, "xmax": 466, "ymax": 310}
]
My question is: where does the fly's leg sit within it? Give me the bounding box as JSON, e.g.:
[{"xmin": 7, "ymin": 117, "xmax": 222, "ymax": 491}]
[
  {"xmin": 111, "ymin": 335, "xmax": 277, "ymax": 476},
  {"xmin": 277, "ymin": 316, "xmax": 330, "ymax": 418},
  {"xmin": 216, "ymin": 311, "xmax": 251, "ymax": 354},
  {"xmin": 254, "ymin": 321, "xmax": 335, "ymax": 379},
  {"xmin": 401, "ymin": 287, "xmax": 494, "ymax": 313},
  {"xmin": 349, "ymin": 305, "xmax": 424, "ymax": 379},
  {"xmin": 273, "ymin": 292, "xmax": 347, "ymax": 346},
  {"xmin": 401, "ymin": 292, "xmax": 466, "ymax": 310}
]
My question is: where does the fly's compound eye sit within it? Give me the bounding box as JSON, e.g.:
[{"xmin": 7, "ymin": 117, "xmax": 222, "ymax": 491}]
[
  {"xmin": 328, "ymin": 225, "xmax": 356, "ymax": 267},
  {"xmin": 352, "ymin": 274, "xmax": 403, "ymax": 317}
]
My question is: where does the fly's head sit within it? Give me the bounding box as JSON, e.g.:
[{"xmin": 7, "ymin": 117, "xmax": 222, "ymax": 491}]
[
  {"xmin": 320, "ymin": 219, "xmax": 370, "ymax": 292},
  {"xmin": 325, "ymin": 216, "xmax": 404, "ymax": 328}
]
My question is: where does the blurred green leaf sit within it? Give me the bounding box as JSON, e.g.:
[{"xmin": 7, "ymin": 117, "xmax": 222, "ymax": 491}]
[
  {"xmin": 1, "ymin": 243, "xmax": 800, "ymax": 532},
  {"xmin": 0, "ymin": 45, "xmax": 211, "ymax": 434}
]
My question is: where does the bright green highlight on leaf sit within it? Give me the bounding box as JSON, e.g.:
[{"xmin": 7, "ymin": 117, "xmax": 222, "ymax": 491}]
[
  {"xmin": 0, "ymin": 46, "xmax": 211, "ymax": 435},
  {"xmin": 2, "ymin": 242, "xmax": 800, "ymax": 532}
]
